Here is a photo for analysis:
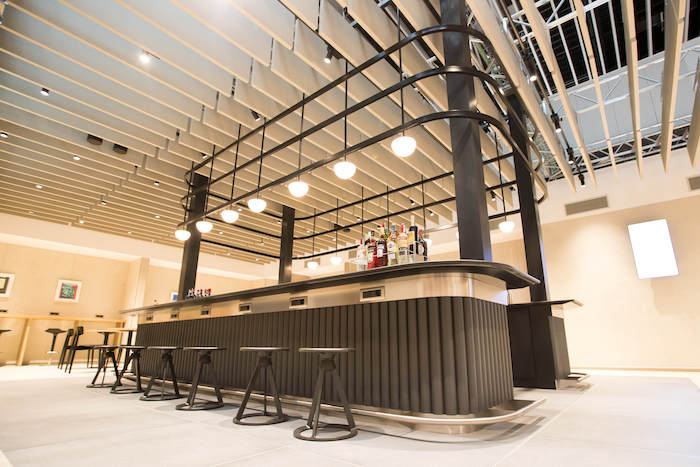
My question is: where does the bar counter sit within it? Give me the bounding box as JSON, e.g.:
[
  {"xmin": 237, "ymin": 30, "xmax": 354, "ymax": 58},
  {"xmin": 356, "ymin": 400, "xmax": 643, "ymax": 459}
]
[{"xmin": 122, "ymin": 261, "xmax": 539, "ymax": 418}]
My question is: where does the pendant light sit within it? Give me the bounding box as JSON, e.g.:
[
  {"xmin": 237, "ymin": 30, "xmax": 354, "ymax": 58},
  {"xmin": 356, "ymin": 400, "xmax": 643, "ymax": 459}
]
[
  {"xmin": 195, "ymin": 147, "xmax": 215, "ymax": 233},
  {"xmin": 221, "ymin": 124, "xmax": 241, "ymax": 223},
  {"xmin": 289, "ymin": 95, "xmax": 310, "ymax": 197},
  {"xmin": 175, "ymin": 163, "xmax": 193, "ymax": 241},
  {"xmin": 391, "ymin": 8, "xmax": 416, "ymax": 158},
  {"xmin": 329, "ymin": 198, "xmax": 343, "ymax": 265},
  {"xmin": 306, "ymin": 209, "xmax": 319, "ymax": 269},
  {"xmin": 248, "ymin": 119, "xmax": 267, "ymax": 213},
  {"xmin": 496, "ymin": 135, "xmax": 515, "ymax": 233},
  {"xmin": 334, "ymin": 61, "xmax": 356, "ymax": 179}
]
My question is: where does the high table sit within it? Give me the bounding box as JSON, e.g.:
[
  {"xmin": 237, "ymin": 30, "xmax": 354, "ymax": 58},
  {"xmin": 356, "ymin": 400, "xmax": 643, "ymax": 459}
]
[
  {"xmin": 506, "ymin": 299, "xmax": 584, "ymax": 389},
  {"xmin": 122, "ymin": 260, "xmax": 544, "ymax": 429}
]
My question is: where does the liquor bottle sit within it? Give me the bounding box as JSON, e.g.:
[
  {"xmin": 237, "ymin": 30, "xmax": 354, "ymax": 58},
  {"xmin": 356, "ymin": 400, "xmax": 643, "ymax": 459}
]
[
  {"xmin": 356, "ymin": 238, "xmax": 367, "ymax": 271},
  {"xmin": 417, "ymin": 229, "xmax": 428, "ymax": 261},
  {"xmin": 387, "ymin": 224, "xmax": 397, "ymax": 265},
  {"xmin": 408, "ymin": 215, "xmax": 418, "ymax": 260},
  {"xmin": 398, "ymin": 224, "xmax": 408, "ymax": 263},
  {"xmin": 377, "ymin": 226, "xmax": 388, "ymax": 267},
  {"xmin": 366, "ymin": 230, "xmax": 377, "ymax": 269}
]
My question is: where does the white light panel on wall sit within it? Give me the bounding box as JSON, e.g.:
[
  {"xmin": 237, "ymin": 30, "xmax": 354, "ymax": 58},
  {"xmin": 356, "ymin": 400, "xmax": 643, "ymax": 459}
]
[{"xmin": 627, "ymin": 219, "xmax": 679, "ymax": 279}]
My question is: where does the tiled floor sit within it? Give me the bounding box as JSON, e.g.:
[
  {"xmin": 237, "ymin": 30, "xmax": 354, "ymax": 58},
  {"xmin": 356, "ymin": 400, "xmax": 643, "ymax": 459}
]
[{"xmin": 0, "ymin": 366, "xmax": 699, "ymax": 466}]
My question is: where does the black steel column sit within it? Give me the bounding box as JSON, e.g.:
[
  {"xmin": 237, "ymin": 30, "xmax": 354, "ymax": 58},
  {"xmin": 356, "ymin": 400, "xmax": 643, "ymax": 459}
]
[
  {"xmin": 278, "ymin": 205, "xmax": 295, "ymax": 283},
  {"xmin": 440, "ymin": 0, "xmax": 492, "ymax": 261},
  {"xmin": 177, "ymin": 173, "xmax": 208, "ymax": 298},
  {"xmin": 508, "ymin": 96, "xmax": 549, "ymax": 301}
]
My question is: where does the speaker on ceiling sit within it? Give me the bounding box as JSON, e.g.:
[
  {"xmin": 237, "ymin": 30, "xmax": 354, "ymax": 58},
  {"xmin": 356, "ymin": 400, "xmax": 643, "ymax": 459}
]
[
  {"xmin": 87, "ymin": 134, "xmax": 103, "ymax": 145},
  {"xmin": 112, "ymin": 143, "xmax": 128, "ymax": 155}
]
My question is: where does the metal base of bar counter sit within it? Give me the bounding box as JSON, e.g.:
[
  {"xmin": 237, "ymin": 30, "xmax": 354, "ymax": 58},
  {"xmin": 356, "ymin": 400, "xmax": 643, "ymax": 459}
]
[{"xmin": 122, "ymin": 261, "xmax": 539, "ymax": 418}]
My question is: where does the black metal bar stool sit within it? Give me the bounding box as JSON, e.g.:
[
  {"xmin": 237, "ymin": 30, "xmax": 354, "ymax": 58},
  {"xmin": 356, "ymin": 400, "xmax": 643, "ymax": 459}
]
[
  {"xmin": 234, "ymin": 347, "xmax": 290, "ymax": 425},
  {"xmin": 57, "ymin": 328, "xmax": 74, "ymax": 369},
  {"xmin": 176, "ymin": 347, "xmax": 226, "ymax": 410},
  {"xmin": 140, "ymin": 346, "xmax": 183, "ymax": 401},
  {"xmin": 0, "ymin": 330, "xmax": 9, "ymax": 365},
  {"xmin": 111, "ymin": 345, "xmax": 146, "ymax": 394},
  {"xmin": 86, "ymin": 345, "xmax": 120, "ymax": 388},
  {"xmin": 44, "ymin": 328, "xmax": 66, "ymax": 366},
  {"xmin": 294, "ymin": 347, "xmax": 357, "ymax": 441}
]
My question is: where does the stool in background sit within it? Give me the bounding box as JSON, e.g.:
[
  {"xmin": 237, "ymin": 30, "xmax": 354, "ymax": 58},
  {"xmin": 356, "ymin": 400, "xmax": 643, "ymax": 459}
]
[
  {"xmin": 140, "ymin": 346, "xmax": 183, "ymax": 401},
  {"xmin": 294, "ymin": 348, "xmax": 357, "ymax": 441},
  {"xmin": 44, "ymin": 328, "xmax": 66, "ymax": 366},
  {"xmin": 57, "ymin": 328, "xmax": 74, "ymax": 369},
  {"xmin": 234, "ymin": 347, "xmax": 289, "ymax": 425},
  {"xmin": 64, "ymin": 326, "xmax": 96, "ymax": 373},
  {"xmin": 0, "ymin": 330, "xmax": 9, "ymax": 365},
  {"xmin": 176, "ymin": 347, "xmax": 225, "ymax": 411},
  {"xmin": 86, "ymin": 345, "xmax": 119, "ymax": 388},
  {"xmin": 111, "ymin": 345, "xmax": 146, "ymax": 394}
]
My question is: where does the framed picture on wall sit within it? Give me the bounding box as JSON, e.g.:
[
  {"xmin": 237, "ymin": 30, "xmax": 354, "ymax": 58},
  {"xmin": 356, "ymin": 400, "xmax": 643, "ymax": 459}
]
[
  {"xmin": 55, "ymin": 279, "xmax": 82, "ymax": 302},
  {"xmin": 0, "ymin": 273, "xmax": 15, "ymax": 298}
]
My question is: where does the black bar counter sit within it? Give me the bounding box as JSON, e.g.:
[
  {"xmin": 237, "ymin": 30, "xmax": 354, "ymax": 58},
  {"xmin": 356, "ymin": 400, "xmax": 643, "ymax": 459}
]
[{"xmin": 122, "ymin": 261, "xmax": 539, "ymax": 417}]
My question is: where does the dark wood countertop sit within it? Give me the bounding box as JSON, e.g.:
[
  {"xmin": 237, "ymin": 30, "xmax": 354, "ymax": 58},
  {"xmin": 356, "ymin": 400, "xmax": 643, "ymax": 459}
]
[
  {"xmin": 122, "ymin": 260, "xmax": 538, "ymax": 314},
  {"xmin": 507, "ymin": 299, "xmax": 582, "ymax": 310}
]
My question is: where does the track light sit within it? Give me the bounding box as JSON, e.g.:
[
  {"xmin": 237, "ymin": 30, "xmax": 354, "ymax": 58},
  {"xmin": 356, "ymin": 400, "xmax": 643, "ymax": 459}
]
[
  {"xmin": 73, "ymin": 156, "xmax": 81, "ymax": 161},
  {"xmin": 490, "ymin": 191, "xmax": 496, "ymax": 201},
  {"xmin": 0, "ymin": 132, "xmax": 7, "ymax": 138},
  {"xmin": 579, "ymin": 173, "xmax": 586, "ymax": 187},
  {"xmin": 551, "ymin": 113, "xmax": 562, "ymax": 133},
  {"xmin": 153, "ymin": 180, "xmax": 159, "ymax": 186},
  {"xmin": 100, "ymin": 200, "xmax": 107, "ymax": 206},
  {"xmin": 220, "ymin": 209, "xmax": 239, "ymax": 223},
  {"xmin": 324, "ymin": 44, "xmax": 334, "ymax": 64},
  {"xmin": 251, "ymin": 110, "xmax": 261, "ymax": 121},
  {"xmin": 40, "ymin": 87, "xmax": 50, "ymax": 96},
  {"xmin": 524, "ymin": 53, "xmax": 538, "ymax": 82},
  {"xmin": 196, "ymin": 220, "xmax": 213, "ymax": 233},
  {"xmin": 174, "ymin": 229, "xmax": 191, "ymax": 241}
]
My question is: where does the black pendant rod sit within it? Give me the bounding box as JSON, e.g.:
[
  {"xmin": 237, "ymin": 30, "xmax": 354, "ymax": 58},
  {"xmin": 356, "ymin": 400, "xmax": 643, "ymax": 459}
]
[
  {"xmin": 255, "ymin": 119, "xmax": 266, "ymax": 196},
  {"xmin": 421, "ymin": 175, "xmax": 427, "ymax": 229},
  {"xmin": 297, "ymin": 94, "xmax": 305, "ymax": 175},
  {"xmin": 229, "ymin": 124, "xmax": 241, "ymax": 201}
]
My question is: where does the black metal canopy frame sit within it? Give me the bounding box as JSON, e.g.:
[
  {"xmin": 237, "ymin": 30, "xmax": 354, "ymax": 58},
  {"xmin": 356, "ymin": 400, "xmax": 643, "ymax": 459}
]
[{"xmin": 182, "ymin": 24, "xmax": 551, "ymax": 260}]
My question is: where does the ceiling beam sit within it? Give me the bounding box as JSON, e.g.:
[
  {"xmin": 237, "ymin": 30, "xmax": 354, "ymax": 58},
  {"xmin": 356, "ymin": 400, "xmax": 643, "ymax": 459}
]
[{"xmin": 620, "ymin": 0, "xmax": 643, "ymax": 177}]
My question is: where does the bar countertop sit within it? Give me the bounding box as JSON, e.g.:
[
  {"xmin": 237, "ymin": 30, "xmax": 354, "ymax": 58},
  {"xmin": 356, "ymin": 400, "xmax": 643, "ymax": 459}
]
[{"xmin": 122, "ymin": 260, "xmax": 538, "ymax": 314}]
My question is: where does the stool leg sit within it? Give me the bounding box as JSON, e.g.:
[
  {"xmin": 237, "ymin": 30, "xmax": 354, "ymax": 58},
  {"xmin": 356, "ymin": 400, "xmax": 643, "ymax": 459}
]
[
  {"xmin": 332, "ymin": 368, "xmax": 356, "ymax": 429},
  {"xmin": 307, "ymin": 367, "xmax": 326, "ymax": 437},
  {"xmin": 110, "ymin": 351, "xmax": 120, "ymax": 383},
  {"xmin": 235, "ymin": 360, "xmax": 262, "ymax": 420},
  {"xmin": 208, "ymin": 362, "xmax": 224, "ymax": 404},
  {"xmin": 187, "ymin": 357, "xmax": 203, "ymax": 406},
  {"xmin": 90, "ymin": 351, "xmax": 107, "ymax": 385},
  {"xmin": 113, "ymin": 353, "xmax": 132, "ymax": 389},
  {"xmin": 266, "ymin": 365, "xmax": 284, "ymax": 420},
  {"xmin": 134, "ymin": 353, "xmax": 142, "ymax": 392},
  {"xmin": 167, "ymin": 354, "xmax": 180, "ymax": 397}
]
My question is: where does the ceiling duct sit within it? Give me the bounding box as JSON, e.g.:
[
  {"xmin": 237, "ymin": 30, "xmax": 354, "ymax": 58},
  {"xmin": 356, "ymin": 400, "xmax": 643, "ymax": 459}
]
[
  {"xmin": 565, "ymin": 196, "xmax": 609, "ymax": 216},
  {"xmin": 86, "ymin": 134, "xmax": 103, "ymax": 145},
  {"xmin": 112, "ymin": 143, "xmax": 128, "ymax": 155}
]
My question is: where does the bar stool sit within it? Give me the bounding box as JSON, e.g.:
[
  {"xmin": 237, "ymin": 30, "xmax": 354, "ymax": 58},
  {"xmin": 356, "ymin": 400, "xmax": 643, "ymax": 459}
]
[
  {"xmin": 176, "ymin": 347, "xmax": 225, "ymax": 411},
  {"xmin": 0, "ymin": 330, "xmax": 9, "ymax": 365},
  {"xmin": 294, "ymin": 348, "xmax": 357, "ymax": 442},
  {"xmin": 111, "ymin": 345, "xmax": 146, "ymax": 394},
  {"xmin": 234, "ymin": 347, "xmax": 289, "ymax": 425},
  {"xmin": 86, "ymin": 345, "xmax": 120, "ymax": 388},
  {"xmin": 140, "ymin": 346, "xmax": 183, "ymax": 401},
  {"xmin": 44, "ymin": 328, "xmax": 66, "ymax": 366}
]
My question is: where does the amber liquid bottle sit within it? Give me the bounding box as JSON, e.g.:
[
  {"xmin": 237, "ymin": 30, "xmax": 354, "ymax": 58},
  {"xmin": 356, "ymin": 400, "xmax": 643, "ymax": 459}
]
[
  {"xmin": 366, "ymin": 231, "xmax": 377, "ymax": 269},
  {"xmin": 377, "ymin": 225, "xmax": 388, "ymax": 267}
]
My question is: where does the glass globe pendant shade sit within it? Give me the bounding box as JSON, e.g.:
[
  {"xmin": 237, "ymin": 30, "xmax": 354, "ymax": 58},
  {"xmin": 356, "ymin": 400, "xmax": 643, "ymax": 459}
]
[
  {"xmin": 391, "ymin": 135, "xmax": 416, "ymax": 157},
  {"xmin": 288, "ymin": 180, "xmax": 309, "ymax": 198},
  {"xmin": 333, "ymin": 160, "xmax": 356, "ymax": 179},
  {"xmin": 330, "ymin": 255, "xmax": 343, "ymax": 265},
  {"xmin": 195, "ymin": 220, "xmax": 213, "ymax": 233},
  {"xmin": 174, "ymin": 229, "xmax": 191, "ymax": 241},
  {"xmin": 220, "ymin": 209, "xmax": 239, "ymax": 223},
  {"xmin": 306, "ymin": 260, "xmax": 319, "ymax": 270},
  {"xmin": 498, "ymin": 220, "xmax": 515, "ymax": 233},
  {"xmin": 247, "ymin": 198, "xmax": 267, "ymax": 213}
]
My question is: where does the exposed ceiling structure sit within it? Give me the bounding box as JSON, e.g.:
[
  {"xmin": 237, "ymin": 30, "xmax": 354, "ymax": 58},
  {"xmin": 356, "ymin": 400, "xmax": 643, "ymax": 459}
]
[{"xmin": 0, "ymin": 0, "xmax": 697, "ymax": 264}]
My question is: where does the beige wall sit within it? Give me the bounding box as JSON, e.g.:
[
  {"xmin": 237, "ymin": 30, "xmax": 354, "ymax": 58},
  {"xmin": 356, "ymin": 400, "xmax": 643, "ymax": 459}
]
[{"xmin": 439, "ymin": 194, "xmax": 700, "ymax": 371}]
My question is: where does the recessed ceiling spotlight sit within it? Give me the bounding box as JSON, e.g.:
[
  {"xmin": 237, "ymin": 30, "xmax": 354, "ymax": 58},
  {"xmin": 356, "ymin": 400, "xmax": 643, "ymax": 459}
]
[
  {"xmin": 73, "ymin": 155, "xmax": 80, "ymax": 161},
  {"xmin": 237, "ymin": 207, "xmax": 242, "ymax": 212},
  {"xmin": 35, "ymin": 184, "xmax": 43, "ymax": 189},
  {"xmin": 100, "ymin": 200, "xmax": 107, "ymax": 206},
  {"xmin": 40, "ymin": 87, "xmax": 50, "ymax": 96},
  {"xmin": 356, "ymin": 216, "xmax": 361, "ymax": 222},
  {"xmin": 153, "ymin": 180, "xmax": 159, "ymax": 186},
  {"xmin": 155, "ymin": 215, "xmax": 160, "ymax": 219},
  {"xmin": 306, "ymin": 229, "xmax": 311, "ymax": 233},
  {"xmin": 28, "ymin": 210, "xmax": 35, "ymax": 215},
  {"xmin": 201, "ymin": 153, "xmax": 208, "ymax": 159},
  {"xmin": 0, "ymin": 132, "xmax": 7, "ymax": 138},
  {"xmin": 127, "ymin": 231, "xmax": 133, "ymax": 235},
  {"xmin": 79, "ymin": 219, "xmax": 85, "ymax": 224},
  {"xmin": 219, "ymin": 231, "xmax": 224, "ymax": 235},
  {"xmin": 139, "ymin": 50, "xmax": 159, "ymax": 64},
  {"xmin": 251, "ymin": 109, "xmax": 261, "ymax": 122},
  {"xmin": 429, "ymin": 211, "xmax": 434, "ymax": 216}
]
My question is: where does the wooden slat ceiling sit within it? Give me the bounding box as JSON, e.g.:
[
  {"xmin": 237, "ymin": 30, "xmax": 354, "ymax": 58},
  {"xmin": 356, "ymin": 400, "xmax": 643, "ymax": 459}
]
[{"xmin": 0, "ymin": 0, "xmax": 542, "ymax": 263}]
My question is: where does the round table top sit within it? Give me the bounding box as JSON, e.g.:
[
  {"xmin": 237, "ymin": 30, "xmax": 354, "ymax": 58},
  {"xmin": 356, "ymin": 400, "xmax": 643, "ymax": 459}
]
[
  {"xmin": 183, "ymin": 346, "xmax": 226, "ymax": 351},
  {"xmin": 298, "ymin": 347, "xmax": 354, "ymax": 353},
  {"xmin": 239, "ymin": 346, "xmax": 290, "ymax": 352}
]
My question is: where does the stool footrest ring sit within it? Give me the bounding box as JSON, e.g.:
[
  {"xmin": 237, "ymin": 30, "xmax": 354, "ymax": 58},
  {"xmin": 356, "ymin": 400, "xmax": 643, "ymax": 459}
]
[
  {"xmin": 234, "ymin": 412, "xmax": 289, "ymax": 426},
  {"xmin": 293, "ymin": 423, "xmax": 358, "ymax": 441}
]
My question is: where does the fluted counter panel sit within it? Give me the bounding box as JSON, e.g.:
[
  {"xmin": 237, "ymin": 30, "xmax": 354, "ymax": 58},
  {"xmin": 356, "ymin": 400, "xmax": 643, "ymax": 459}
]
[{"xmin": 136, "ymin": 296, "xmax": 513, "ymax": 416}]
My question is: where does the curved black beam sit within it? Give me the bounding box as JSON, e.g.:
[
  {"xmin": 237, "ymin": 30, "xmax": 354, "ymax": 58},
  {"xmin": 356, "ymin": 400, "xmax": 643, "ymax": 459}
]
[
  {"xmin": 201, "ymin": 238, "xmax": 280, "ymax": 260},
  {"xmin": 205, "ymin": 216, "xmax": 281, "ymax": 239}
]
